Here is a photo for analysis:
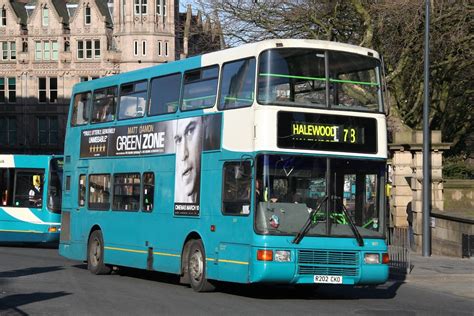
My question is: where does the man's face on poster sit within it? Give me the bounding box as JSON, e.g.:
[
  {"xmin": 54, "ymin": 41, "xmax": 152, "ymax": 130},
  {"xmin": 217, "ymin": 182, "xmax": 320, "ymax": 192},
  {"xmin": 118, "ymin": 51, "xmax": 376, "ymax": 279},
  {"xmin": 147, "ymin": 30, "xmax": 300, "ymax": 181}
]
[{"xmin": 174, "ymin": 117, "xmax": 203, "ymax": 200}]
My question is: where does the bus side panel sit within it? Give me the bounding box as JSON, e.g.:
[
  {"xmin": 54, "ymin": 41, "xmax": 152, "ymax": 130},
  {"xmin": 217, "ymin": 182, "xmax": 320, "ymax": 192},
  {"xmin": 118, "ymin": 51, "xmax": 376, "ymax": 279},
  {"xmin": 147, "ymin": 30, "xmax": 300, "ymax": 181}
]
[{"xmin": 0, "ymin": 206, "xmax": 60, "ymax": 243}]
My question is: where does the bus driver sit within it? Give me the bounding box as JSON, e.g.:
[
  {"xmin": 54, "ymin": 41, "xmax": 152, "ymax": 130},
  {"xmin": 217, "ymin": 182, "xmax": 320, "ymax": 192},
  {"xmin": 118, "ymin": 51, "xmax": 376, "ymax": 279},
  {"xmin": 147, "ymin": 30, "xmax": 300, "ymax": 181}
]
[{"xmin": 174, "ymin": 116, "xmax": 203, "ymax": 204}]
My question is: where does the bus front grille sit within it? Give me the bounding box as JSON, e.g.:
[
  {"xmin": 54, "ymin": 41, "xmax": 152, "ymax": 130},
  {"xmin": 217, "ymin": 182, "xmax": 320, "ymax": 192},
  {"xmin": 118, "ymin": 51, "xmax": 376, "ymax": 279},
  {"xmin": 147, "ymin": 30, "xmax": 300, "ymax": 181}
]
[
  {"xmin": 298, "ymin": 266, "xmax": 358, "ymax": 276},
  {"xmin": 297, "ymin": 250, "xmax": 359, "ymax": 276}
]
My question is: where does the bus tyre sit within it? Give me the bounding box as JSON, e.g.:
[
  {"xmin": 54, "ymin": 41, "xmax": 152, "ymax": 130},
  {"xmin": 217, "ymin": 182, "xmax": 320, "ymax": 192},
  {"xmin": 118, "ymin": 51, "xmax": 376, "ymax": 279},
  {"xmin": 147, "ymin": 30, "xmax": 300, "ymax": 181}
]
[
  {"xmin": 87, "ymin": 230, "xmax": 111, "ymax": 275},
  {"xmin": 188, "ymin": 239, "xmax": 215, "ymax": 292}
]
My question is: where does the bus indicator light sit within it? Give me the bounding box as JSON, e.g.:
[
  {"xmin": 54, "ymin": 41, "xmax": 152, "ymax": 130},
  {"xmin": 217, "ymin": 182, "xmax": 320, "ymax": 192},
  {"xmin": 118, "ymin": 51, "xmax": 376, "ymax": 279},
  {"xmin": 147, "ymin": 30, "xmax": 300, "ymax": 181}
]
[
  {"xmin": 257, "ymin": 250, "xmax": 273, "ymax": 261},
  {"xmin": 382, "ymin": 253, "xmax": 390, "ymax": 264},
  {"xmin": 48, "ymin": 226, "xmax": 58, "ymax": 233},
  {"xmin": 210, "ymin": 225, "xmax": 216, "ymax": 232}
]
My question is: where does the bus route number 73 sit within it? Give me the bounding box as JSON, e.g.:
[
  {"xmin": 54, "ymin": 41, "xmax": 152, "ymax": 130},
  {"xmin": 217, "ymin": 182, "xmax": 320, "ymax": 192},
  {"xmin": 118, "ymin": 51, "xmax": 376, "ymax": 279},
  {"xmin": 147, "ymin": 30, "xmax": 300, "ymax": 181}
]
[{"xmin": 314, "ymin": 275, "xmax": 343, "ymax": 284}]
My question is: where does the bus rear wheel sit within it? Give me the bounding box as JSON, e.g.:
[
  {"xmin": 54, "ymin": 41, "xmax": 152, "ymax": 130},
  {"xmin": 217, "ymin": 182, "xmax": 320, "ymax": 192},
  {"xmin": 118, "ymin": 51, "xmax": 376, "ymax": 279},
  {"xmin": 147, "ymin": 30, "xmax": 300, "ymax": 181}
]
[
  {"xmin": 87, "ymin": 230, "xmax": 111, "ymax": 275},
  {"xmin": 188, "ymin": 239, "xmax": 215, "ymax": 292}
]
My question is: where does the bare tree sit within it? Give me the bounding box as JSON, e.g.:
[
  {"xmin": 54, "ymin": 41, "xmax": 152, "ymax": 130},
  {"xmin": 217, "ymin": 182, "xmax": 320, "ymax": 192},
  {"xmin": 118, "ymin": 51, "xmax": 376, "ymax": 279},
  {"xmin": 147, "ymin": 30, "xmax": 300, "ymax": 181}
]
[{"xmin": 195, "ymin": 0, "xmax": 473, "ymax": 155}]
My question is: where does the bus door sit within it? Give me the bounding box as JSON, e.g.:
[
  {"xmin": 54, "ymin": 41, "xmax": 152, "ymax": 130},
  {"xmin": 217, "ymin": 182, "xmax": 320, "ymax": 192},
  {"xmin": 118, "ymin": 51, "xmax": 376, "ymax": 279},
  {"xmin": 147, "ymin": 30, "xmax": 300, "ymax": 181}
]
[
  {"xmin": 216, "ymin": 161, "xmax": 253, "ymax": 282},
  {"xmin": 75, "ymin": 169, "xmax": 88, "ymax": 242}
]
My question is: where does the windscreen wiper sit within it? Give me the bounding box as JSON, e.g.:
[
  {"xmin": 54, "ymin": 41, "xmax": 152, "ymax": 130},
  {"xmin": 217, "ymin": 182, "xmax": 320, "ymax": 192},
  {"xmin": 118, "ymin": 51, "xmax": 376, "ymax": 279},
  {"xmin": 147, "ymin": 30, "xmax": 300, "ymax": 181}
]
[
  {"xmin": 335, "ymin": 197, "xmax": 364, "ymax": 247},
  {"xmin": 292, "ymin": 196, "xmax": 328, "ymax": 244}
]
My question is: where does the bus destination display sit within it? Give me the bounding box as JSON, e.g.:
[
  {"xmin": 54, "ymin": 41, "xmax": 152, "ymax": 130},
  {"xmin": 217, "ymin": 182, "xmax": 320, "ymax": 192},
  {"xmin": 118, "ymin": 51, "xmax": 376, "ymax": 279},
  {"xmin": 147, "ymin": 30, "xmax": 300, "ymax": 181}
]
[{"xmin": 277, "ymin": 111, "xmax": 377, "ymax": 153}]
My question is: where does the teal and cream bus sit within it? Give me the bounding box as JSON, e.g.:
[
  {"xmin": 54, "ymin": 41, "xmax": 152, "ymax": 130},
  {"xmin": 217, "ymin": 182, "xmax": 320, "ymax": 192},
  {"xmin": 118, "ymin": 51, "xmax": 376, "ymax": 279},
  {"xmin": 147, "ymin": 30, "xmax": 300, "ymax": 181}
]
[
  {"xmin": 59, "ymin": 39, "xmax": 389, "ymax": 291},
  {"xmin": 0, "ymin": 155, "xmax": 63, "ymax": 243}
]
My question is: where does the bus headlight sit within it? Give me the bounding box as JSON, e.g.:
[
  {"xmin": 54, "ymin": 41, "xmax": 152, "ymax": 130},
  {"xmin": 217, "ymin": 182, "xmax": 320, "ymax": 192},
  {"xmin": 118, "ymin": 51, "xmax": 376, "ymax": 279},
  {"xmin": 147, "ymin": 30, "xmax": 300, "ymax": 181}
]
[
  {"xmin": 364, "ymin": 253, "xmax": 380, "ymax": 264},
  {"xmin": 275, "ymin": 250, "xmax": 291, "ymax": 262}
]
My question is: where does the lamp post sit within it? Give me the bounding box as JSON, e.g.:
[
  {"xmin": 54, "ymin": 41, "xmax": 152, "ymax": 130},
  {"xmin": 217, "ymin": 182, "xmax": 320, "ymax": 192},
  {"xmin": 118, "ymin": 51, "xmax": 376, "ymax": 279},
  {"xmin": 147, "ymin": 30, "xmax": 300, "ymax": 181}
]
[{"xmin": 422, "ymin": 0, "xmax": 431, "ymax": 257}]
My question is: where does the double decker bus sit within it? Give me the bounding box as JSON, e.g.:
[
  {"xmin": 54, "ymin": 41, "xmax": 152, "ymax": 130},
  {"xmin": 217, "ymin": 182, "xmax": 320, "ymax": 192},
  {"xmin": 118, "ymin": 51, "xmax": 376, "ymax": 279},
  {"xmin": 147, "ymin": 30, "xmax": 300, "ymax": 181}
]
[
  {"xmin": 0, "ymin": 155, "xmax": 63, "ymax": 243},
  {"xmin": 59, "ymin": 39, "xmax": 389, "ymax": 291}
]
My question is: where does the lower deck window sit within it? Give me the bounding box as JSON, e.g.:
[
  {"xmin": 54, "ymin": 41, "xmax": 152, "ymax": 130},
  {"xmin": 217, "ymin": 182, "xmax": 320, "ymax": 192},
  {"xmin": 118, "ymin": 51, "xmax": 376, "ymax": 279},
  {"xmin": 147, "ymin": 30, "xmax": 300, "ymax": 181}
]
[
  {"xmin": 88, "ymin": 174, "xmax": 111, "ymax": 210},
  {"xmin": 113, "ymin": 173, "xmax": 140, "ymax": 211},
  {"xmin": 222, "ymin": 161, "xmax": 251, "ymax": 215}
]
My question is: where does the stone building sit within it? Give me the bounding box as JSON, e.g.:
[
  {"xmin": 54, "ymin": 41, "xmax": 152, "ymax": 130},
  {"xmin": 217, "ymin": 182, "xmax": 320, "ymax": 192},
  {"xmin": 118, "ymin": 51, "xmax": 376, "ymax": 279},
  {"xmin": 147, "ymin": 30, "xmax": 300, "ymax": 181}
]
[{"xmin": 0, "ymin": 0, "xmax": 224, "ymax": 155}]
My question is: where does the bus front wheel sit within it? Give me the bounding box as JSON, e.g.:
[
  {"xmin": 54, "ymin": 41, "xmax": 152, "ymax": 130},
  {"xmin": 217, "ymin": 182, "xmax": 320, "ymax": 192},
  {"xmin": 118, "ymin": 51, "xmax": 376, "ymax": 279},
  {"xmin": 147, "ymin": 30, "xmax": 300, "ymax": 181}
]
[
  {"xmin": 87, "ymin": 230, "xmax": 111, "ymax": 275},
  {"xmin": 188, "ymin": 239, "xmax": 215, "ymax": 292}
]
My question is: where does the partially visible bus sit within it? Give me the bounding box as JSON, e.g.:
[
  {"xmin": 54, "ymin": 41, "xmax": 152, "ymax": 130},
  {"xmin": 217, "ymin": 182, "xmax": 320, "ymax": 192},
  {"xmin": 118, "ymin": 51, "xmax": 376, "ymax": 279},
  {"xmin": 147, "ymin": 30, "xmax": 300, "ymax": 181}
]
[
  {"xmin": 0, "ymin": 155, "xmax": 63, "ymax": 243},
  {"xmin": 60, "ymin": 39, "xmax": 389, "ymax": 291}
]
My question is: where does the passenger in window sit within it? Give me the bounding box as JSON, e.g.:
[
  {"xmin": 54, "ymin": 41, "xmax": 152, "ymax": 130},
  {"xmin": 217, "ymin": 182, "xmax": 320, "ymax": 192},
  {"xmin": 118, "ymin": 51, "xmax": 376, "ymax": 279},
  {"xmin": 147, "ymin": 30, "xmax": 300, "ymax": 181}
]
[
  {"xmin": 29, "ymin": 175, "xmax": 42, "ymax": 207},
  {"xmin": 101, "ymin": 100, "xmax": 114, "ymax": 121},
  {"xmin": 174, "ymin": 116, "xmax": 203, "ymax": 205}
]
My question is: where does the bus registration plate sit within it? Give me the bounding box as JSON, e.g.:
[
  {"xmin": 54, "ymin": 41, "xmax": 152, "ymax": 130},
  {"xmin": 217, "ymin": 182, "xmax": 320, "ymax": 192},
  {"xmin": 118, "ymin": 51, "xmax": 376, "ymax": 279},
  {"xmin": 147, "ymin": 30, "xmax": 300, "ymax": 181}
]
[{"xmin": 313, "ymin": 275, "xmax": 343, "ymax": 284}]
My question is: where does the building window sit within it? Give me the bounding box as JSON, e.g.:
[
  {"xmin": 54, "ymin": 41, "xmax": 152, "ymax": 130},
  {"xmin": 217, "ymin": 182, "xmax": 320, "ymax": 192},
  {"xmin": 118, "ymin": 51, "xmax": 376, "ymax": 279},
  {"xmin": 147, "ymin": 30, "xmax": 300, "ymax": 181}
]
[
  {"xmin": 50, "ymin": 77, "xmax": 57, "ymax": 103},
  {"xmin": 77, "ymin": 40, "xmax": 100, "ymax": 59},
  {"xmin": 142, "ymin": 40, "xmax": 146, "ymax": 56},
  {"xmin": 85, "ymin": 6, "xmax": 91, "ymax": 25},
  {"xmin": 134, "ymin": 40, "xmax": 138, "ymax": 56},
  {"xmin": 34, "ymin": 41, "xmax": 58, "ymax": 61},
  {"xmin": 0, "ymin": 78, "xmax": 5, "ymax": 102},
  {"xmin": 134, "ymin": 0, "xmax": 147, "ymax": 15},
  {"xmin": 10, "ymin": 41, "xmax": 15, "ymax": 60},
  {"xmin": 157, "ymin": 41, "xmax": 162, "ymax": 56},
  {"xmin": 0, "ymin": 77, "xmax": 16, "ymax": 103},
  {"xmin": 86, "ymin": 40, "xmax": 92, "ymax": 58},
  {"xmin": 38, "ymin": 116, "xmax": 58, "ymax": 145},
  {"xmin": 0, "ymin": 8, "xmax": 7, "ymax": 26},
  {"xmin": 156, "ymin": 0, "xmax": 166, "ymax": 16},
  {"xmin": 78, "ymin": 41, "xmax": 83, "ymax": 59},
  {"xmin": 164, "ymin": 41, "xmax": 169, "ymax": 57},
  {"xmin": 1, "ymin": 8, "xmax": 6, "ymax": 26},
  {"xmin": 38, "ymin": 77, "xmax": 58, "ymax": 103},
  {"xmin": 2, "ymin": 42, "xmax": 7, "ymax": 60},
  {"xmin": 42, "ymin": 7, "xmax": 49, "ymax": 27},
  {"xmin": 8, "ymin": 78, "xmax": 16, "ymax": 103},
  {"xmin": 35, "ymin": 41, "xmax": 41, "ymax": 60},
  {"xmin": 94, "ymin": 40, "xmax": 100, "ymax": 58},
  {"xmin": 0, "ymin": 117, "xmax": 16, "ymax": 145},
  {"xmin": 43, "ymin": 42, "xmax": 50, "ymax": 61},
  {"xmin": 52, "ymin": 41, "xmax": 58, "ymax": 60}
]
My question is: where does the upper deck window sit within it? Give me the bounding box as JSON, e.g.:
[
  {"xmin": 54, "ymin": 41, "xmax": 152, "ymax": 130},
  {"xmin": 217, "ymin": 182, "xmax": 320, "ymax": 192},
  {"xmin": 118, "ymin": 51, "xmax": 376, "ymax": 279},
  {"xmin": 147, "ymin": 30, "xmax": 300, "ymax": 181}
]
[
  {"xmin": 91, "ymin": 86, "xmax": 117, "ymax": 123},
  {"xmin": 71, "ymin": 92, "xmax": 91, "ymax": 126},
  {"xmin": 219, "ymin": 58, "xmax": 256, "ymax": 110},
  {"xmin": 328, "ymin": 51, "xmax": 380, "ymax": 111},
  {"xmin": 118, "ymin": 81, "xmax": 147, "ymax": 120},
  {"xmin": 181, "ymin": 66, "xmax": 218, "ymax": 111},
  {"xmin": 257, "ymin": 48, "xmax": 382, "ymax": 113},
  {"xmin": 149, "ymin": 73, "xmax": 181, "ymax": 116}
]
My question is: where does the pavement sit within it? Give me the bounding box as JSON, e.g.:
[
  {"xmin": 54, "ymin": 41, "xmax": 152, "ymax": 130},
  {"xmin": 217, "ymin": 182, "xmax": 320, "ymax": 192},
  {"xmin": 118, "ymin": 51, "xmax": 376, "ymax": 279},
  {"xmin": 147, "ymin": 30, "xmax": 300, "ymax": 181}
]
[{"xmin": 392, "ymin": 252, "xmax": 474, "ymax": 299}]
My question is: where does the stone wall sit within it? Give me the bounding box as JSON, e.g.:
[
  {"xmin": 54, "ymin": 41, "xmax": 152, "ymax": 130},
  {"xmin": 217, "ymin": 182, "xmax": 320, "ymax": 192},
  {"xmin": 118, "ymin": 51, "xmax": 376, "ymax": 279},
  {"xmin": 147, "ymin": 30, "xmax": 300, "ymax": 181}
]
[
  {"xmin": 431, "ymin": 213, "xmax": 474, "ymax": 257},
  {"xmin": 444, "ymin": 180, "xmax": 474, "ymax": 212}
]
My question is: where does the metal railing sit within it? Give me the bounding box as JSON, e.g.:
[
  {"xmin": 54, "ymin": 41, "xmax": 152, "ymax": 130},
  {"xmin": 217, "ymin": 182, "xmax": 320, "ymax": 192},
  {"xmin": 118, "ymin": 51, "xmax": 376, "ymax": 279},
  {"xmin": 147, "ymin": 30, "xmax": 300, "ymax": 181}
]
[{"xmin": 388, "ymin": 227, "xmax": 411, "ymax": 274}]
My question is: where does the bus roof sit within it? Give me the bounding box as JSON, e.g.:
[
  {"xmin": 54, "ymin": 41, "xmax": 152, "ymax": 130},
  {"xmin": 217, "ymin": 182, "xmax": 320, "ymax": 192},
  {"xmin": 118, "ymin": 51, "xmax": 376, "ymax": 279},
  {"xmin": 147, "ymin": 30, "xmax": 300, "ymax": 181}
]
[
  {"xmin": 71, "ymin": 39, "xmax": 380, "ymax": 94},
  {"xmin": 0, "ymin": 155, "xmax": 62, "ymax": 169}
]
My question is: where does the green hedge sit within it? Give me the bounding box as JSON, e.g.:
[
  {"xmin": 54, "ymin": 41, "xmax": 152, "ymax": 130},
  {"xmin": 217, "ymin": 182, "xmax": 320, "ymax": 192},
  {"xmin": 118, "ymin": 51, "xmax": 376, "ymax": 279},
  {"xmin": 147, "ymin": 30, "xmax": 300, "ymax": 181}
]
[{"xmin": 443, "ymin": 156, "xmax": 474, "ymax": 179}]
